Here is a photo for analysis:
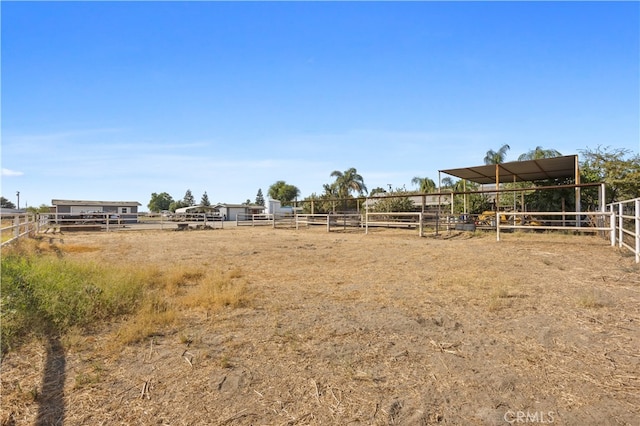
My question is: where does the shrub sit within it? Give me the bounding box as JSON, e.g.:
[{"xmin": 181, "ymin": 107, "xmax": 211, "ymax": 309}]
[{"xmin": 1, "ymin": 242, "xmax": 145, "ymax": 355}]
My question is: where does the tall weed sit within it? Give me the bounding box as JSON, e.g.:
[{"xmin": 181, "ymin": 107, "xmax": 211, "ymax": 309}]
[{"xmin": 1, "ymin": 242, "xmax": 145, "ymax": 354}]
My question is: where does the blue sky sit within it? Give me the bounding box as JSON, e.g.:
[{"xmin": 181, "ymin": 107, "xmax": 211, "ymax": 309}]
[{"xmin": 2, "ymin": 1, "xmax": 638, "ymax": 209}]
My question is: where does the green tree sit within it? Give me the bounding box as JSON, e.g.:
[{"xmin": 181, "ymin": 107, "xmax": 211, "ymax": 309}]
[
  {"xmin": 484, "ymin": 144, "xmax": 511, "ymax": 165},
  {"xmin": 330, "ymin": 168, "xmax": 368, "ymax": 198},
  {"xmin": 268, "ymin": 181, "xmax": 300, "ymax": 206},
  {"xmin": 26, "ymin": 204, "xmax": 52, "ymax": 214},
  {"xmin": 200, "ymin": 191, "xmax": 211, "ymax": 207},
  {"xmin": 370, "ymin": 187, "xmax": 387, "ymax": 196},
  {"xmin": 183, "ymin": 189, "xmax": 196, "ymax": 206},
  {"xmin": 411, "ymin": 177, "xmax": 436, "ymax": 193},
  {"xmin": 441, "ymin": 177, "xmax": 455, "ymax": 190},
  {"xmin": 0, "ymin": 196, "xmax": 16, "ymax": 209},
  {"xmin": 322, "ymin": 183, "xmax": 338, "ymax": 198},
  {"xmin": 147, "ymin": 192, "xmax": 174, "ymax": 213},
  {"xmin": 255, "ymin": 189, "xmax": 265, "ymax": 206},
  {"xmin": 301, "ymin": 193, "xmax": 330, "ymax": 214},
  {"xmin": 370, "ymin": 187, "xmax": 414, "ymax": 212},
  {"xmin": 518, "ymin": 146, "xmax": 562, "ymax": 161},
  {"xmin": 579, "ymin": 146, "xmax": 640, "ymax": 205},
  {"xmin": 168, "ymin": 200, "xmax": 187, "ymax": 212}
]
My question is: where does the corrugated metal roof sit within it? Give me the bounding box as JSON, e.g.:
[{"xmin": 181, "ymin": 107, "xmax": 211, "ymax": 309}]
[{"xmin": 439, "ymin": 155, "xmax": 577, "ymax": 184}]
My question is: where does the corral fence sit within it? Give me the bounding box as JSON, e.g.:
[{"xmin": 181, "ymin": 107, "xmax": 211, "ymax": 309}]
[
  {"xmin": 295, "ymin": 213, "xmax": 363, "ymax": 232},
  {"xmin": 293, "ymin": 212, "xmax": 443, "ymax": 236},
  {"xmin": 39, "ymin": 212, "xmax": 135, "ymax": 233},
  {"xmin": 494, "ymin": 210, "xmax": 614, "ymax": 236},
  {"xmin": 607, "ymin": 197, "xmax": 639, "ymax": 263},
  {"xmin": 1, "ymin": 213, "xmax": 46, "ymax": 247},
  {"xmin": 236, "ymin": 213, "xmax": 304, "ymax": 229},
  {"xmin": 236, "ymin": 213, "xmax": 274, "ymax": 227},
  {"xmin": 365, "ymin": 212, "xmax": 428, "ymax": 237},
  {"xmin": 4, "ymin": 197, "xmax": 637, "ymax": 263}
]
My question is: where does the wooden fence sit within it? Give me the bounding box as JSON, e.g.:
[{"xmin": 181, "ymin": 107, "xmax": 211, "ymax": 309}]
[{"xmin": 1, "ymin": 214, "xmax": 44, "ymax": 247}]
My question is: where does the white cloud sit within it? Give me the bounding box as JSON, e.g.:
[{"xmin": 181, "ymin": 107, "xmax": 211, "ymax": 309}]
[{"xmin": 1, "ymin": 168, "xmax": 24, "ymax": 177}]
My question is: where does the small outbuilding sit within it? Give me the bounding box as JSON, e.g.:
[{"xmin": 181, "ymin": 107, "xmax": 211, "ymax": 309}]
[{"xmin": 213, "ymin": 203, "xmax": 265, "ymax": 221}]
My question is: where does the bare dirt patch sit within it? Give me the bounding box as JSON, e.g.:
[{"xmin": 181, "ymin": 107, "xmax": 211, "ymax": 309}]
[{"xmin": 2, "ymin": 227, "xmax": 639, "ymax": 425}]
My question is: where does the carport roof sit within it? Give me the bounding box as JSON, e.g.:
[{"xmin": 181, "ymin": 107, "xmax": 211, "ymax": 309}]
[{"xmin": 439, "ymin": 155, "xmax": 578, "ymax": 184}]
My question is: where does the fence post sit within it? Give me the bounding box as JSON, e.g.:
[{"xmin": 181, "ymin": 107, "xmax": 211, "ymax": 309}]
[
  {"xmin": 365, "ymin": 212, "xmax": 369, "ymax": 234},
  {"xmin": 618, "ymin": 203, "xmax": 624, "ymax": 248},
  {"xmin": 636, "ymin": 199, "xmax": 640, "ymax": 263},
  {"xmin": 13, "ymin": 216, "xmax": 20, "ymax": 239},
  {"xmin": 610, "ymin": 206, "xmax": 616, "ymax": 247},
  {"xmin": 419, "ymin": 212, "xmax": 424, "ymax": 237}
]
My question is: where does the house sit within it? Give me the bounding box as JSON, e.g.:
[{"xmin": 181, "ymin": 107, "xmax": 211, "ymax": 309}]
[{"xmin": 51, "ymin": 199, "xmax": 141, "ymax": 223}]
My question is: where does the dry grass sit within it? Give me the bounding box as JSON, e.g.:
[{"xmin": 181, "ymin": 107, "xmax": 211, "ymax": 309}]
[
  {"xmin": 577, "ymin": 288, "xmax": 610, "ymax": 308},
  {"xmin": 114, "ymin": 266, "xmax": 250, "ymax": 345},
  {"xmin": 180, "ymin": 270, "xmax": 249, "ymax": 309}
]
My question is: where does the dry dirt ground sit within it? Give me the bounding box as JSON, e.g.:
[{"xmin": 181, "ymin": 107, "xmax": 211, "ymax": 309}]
[{"xmin": 2, "ymin": 226, "xmax": 639, "ymax": 425}]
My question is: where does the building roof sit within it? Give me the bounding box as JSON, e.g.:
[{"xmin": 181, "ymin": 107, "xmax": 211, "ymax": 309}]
[
  {"xmin": 439, "ymin": 155, "xmax": 578, "ymax": 185},
  {"xmin": 213, "ymin": 203, "xmax": 266, "ymax": 209},
  {"xmin": 52, "ymin": 199, "xmax": 141, "ymax": 206},
  {"xmin": 0, "ymin": 208, "xmax": 26, "ymax": 215}
]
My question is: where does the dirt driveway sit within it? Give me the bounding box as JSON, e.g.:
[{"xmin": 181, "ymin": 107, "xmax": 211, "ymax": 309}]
[{"xmin": 2, "ymin": 227, "xmax": 638, "ymax": 425}]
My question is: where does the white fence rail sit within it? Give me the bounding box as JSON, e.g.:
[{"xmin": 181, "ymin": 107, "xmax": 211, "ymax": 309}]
[
  {"xmin": 1, "ymin": 214, "xmax": 42, "ymax": 247},
  {"xmin": 236, "ymin": 213, "xmax": 274, "ymax": 226},
  {"xmin": 365, "ymin": 212, "xmax": 427, "ymax": 237},
  {"xmin": 608, "ymin": 198, "xmax": 639, "ymax": 263},
  {"xmin": 497, "ymin": 211, "xmax": 614, "ymax": 233},
  {"xmin": 295, "ymin": 214, "xmax": 331, "ymax": 231},
  {"xmin": 41, "ymin": 212, "xmax": 134, "ymax": 232}
]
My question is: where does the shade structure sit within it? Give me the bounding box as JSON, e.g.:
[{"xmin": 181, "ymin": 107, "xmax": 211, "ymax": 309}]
[{"xmin": 439, "ymin": 155, "xmax": 578, "ymax": 184}]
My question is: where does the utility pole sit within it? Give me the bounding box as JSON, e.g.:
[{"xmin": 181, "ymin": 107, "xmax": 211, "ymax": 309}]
[{"xmin": 16, "ymin": 191, "xmax": 20, "ymax": 210}]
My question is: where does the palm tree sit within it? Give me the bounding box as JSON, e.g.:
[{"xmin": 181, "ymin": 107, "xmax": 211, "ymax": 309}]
[
  {"xmin": 484, "ymin": 144, "xmax": 511, "ymax": 165},
  {"xmin": 330, "ymin": 168, "xmax": 368, "ymax": 198},
  {"xmin": 518, "ymin": 146, "xmax": 562, "ymax": 161},
  {"xmin": 411, "ymin": 176, "xmax": 436, "ymax": 193},
  {"xmin": 441, "ymin": 177, "xmax": 455, "ymax": 190}
]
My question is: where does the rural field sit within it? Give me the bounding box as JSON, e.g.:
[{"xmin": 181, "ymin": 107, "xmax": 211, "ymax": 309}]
[{"xmin": 1, "ymin": 226, "xmax": 639, "ymax": 425}]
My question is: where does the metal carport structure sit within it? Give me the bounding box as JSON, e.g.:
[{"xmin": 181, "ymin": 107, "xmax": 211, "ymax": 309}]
[
  {"xmin": 438, "ymin": 155, "xmax": 611, "ymax": 241},
  {"xmin": 438, "ymin": 155, "xmax": 582, "ymax": 219}
]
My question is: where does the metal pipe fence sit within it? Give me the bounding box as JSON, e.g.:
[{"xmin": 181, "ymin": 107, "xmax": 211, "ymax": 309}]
[{"xmin": 607, "ymin": 198, "xmax": 639, "ymax": 263}]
